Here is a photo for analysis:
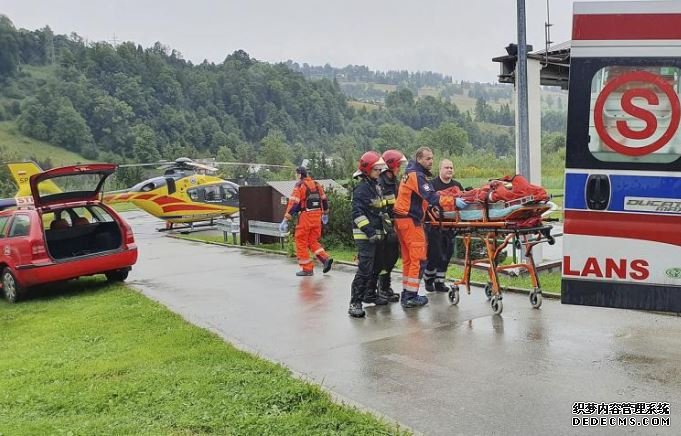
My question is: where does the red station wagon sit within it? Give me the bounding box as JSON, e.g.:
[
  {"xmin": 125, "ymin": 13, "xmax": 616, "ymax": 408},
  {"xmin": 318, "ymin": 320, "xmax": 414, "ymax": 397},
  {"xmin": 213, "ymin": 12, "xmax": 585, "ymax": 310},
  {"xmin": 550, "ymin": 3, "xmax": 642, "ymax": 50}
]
[{"xmin": 0, "ymin": 164, "xmax": 138, "ymax": 302}]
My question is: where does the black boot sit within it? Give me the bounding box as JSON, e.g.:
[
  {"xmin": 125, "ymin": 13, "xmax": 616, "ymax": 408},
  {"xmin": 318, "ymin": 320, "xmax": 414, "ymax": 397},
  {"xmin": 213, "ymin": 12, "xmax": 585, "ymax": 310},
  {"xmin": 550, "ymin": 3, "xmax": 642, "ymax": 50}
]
[
  {"xmin": 400, "ymin": 290, "xmax": 429, "ymax": 308},
  {"xmin": 363, "ymin": 291, "xmax": 389, "ymax": 305},
  {"xmin": 348, "ymin": 302, "xmax": 366, "ymax": 318},
  {"xmin": 434, "ymin": 281, "xmax": 450, "ymax": 293},
  {"xmin": 322, "ymin": 257, "xmax": 334, "ymax": 273},
  {"xmin": 424, "ymin": 278, "xmax": 436, "ymax": 293},
  {"xmin": 378, "ymin": 273, "xmax": 400, "ymax": 302}
]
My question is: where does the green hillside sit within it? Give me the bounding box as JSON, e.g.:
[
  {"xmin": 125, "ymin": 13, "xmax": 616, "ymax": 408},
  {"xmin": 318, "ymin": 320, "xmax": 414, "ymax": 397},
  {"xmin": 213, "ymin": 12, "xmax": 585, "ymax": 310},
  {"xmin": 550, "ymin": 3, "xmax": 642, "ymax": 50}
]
[{"xmin": 0, "ymin": 121, "xmax": 89, "ymax": 166}]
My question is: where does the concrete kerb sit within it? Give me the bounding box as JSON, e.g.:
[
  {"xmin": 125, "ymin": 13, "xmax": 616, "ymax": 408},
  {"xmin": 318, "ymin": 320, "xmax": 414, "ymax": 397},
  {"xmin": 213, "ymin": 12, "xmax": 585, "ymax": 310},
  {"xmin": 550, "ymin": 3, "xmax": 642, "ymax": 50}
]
[{"xmin": 168, "ymin": 234, "xmax": 561, "ymax": 299}]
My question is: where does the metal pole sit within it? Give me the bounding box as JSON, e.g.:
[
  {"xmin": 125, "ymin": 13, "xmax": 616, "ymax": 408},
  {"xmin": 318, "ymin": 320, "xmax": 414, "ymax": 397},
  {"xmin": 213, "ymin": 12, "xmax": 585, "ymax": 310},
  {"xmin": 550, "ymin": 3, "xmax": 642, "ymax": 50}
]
[{"xmin": 516, "ymin": 0, "xmax": 531, "ymax": 180}]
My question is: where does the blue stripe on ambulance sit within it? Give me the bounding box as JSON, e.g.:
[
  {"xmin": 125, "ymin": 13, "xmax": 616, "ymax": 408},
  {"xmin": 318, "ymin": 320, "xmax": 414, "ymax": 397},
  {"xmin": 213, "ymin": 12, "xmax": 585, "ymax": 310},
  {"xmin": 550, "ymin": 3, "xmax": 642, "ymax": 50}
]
[{"xmin": 565, "ymin": 172, "xmax": 681, "ymax": 213}]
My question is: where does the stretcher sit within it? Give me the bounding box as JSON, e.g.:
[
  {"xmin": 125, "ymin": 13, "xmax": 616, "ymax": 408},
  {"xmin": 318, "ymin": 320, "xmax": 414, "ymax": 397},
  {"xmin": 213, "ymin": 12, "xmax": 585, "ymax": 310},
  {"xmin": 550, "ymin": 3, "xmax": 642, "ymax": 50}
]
[{"xmin": 425, "ymin": 195, "xmax": 557, "ymax": 315}]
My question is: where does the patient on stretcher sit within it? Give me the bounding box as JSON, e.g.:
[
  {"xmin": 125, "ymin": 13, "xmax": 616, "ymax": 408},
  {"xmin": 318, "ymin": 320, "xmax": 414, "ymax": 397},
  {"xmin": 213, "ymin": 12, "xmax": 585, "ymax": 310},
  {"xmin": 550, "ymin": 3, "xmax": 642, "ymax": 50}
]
[{"xmin": 435, "ymin": 175, "xmax": 551, "ymax": 223}]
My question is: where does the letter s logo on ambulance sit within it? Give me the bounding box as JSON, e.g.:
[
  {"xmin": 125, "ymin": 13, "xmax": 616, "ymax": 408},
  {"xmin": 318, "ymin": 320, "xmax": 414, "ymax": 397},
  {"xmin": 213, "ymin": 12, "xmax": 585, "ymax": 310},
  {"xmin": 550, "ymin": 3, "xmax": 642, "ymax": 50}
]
[
  {"xmin": 563, "ymin": 256, "xmax": 650, "ymax": 281},
  {"xmin": 594, "ymin": 71, "xmax": 681, "ymax": 157}
]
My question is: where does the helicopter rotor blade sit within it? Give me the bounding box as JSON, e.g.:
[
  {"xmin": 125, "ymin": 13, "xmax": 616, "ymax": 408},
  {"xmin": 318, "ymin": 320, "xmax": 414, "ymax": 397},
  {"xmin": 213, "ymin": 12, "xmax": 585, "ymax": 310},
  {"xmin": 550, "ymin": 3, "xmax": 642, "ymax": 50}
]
[
  {"xmin": 213, "ymin": 161, "xmax": 294, "ymax": 169},
  {"xmin": 118, "ymin": 161, "xmax": 169, "ymax": 168},
  {"xmin": 185, "ymin": 162, "xmax": 219, "ymax": 172}
]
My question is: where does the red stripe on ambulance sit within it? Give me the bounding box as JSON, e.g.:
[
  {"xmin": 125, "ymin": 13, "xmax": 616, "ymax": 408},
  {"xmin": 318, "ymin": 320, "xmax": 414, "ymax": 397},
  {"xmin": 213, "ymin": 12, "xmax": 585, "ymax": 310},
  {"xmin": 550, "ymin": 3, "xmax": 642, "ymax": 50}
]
[
  {"xmin": 573, "ymin": 13, "xmax": 681, "ymax": 40},
  {"xmin": 564, "ymin": 210, "xmax": 681, "ymax": 247}
]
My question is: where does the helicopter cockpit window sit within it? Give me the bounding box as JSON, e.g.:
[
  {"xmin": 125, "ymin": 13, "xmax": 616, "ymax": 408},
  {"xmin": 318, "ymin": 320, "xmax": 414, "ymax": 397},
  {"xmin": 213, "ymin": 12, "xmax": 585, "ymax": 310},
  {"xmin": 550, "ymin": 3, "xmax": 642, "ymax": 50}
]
[
  {"xmin": 187, "ymin": 184, "xmax": 236, "ymax": 204},
  {"xmin": 203, "ymin": 185, "xmax": 222, "ymax": 203},
  {"xmin": 221, "ymin": 184, "xmax": 237, "ymax": 200}
]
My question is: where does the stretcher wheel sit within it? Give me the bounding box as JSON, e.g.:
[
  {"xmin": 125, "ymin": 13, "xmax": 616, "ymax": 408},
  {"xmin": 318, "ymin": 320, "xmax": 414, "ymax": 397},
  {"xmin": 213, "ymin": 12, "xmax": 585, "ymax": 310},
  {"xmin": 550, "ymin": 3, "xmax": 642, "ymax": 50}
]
[
  {"xmin": 484, "ymin": 282, "xmax": 492, "ymax": 300},
  {"xmin": 490, "ymin": 295, "xmax": 503, "ymax": 315},
  {"xmin": 530, "ymin": 290, "xmax": 543, "ymax": 309},
  {"xmin": 448, "ymin": 287, "xmax": 460, "ymax": 305}
]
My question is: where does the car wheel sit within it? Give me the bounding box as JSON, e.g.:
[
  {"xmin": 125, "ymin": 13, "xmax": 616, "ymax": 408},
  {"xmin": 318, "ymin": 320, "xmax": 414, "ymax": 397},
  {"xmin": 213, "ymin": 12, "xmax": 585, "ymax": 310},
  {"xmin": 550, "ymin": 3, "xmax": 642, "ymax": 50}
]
[
  {"xmin": 105, "ymin": 269, "xmax": 129, "ymax": 282},
  {"xmin": 2, "ymin": 268, "xmax": 22, "ymax": 303}
]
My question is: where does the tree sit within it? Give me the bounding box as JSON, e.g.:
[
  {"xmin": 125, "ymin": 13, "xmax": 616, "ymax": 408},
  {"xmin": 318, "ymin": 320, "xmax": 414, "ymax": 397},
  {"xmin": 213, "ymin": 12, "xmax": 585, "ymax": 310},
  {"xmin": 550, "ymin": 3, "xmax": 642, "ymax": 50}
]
[
  {"xmin": 474, "ymin": 97, "xmax": 490, "ymax": 122},
  {"xmin": 260, "ymin": 130, "xmax": 291, "ymax": 166},
  {"xmin": 90, "ymin": 95, "xmax": 135, "ymax": 156},
  {"xmin": 131, "ymin": 124, "xmax": 161, "ymax": 162},
  {"xmin": 385, "ymin": 88, "xmax": 414, "ymax": 108},
  {"xmin": 0, "ymin": 16, "xmax": 20, "ymax": 79},
  {"xmin": 421, "ymin": 122, "xmax": 468, "ymax": 156},
  {"xmin": 51, "ymin": 100, "xmax": 95, "ymax": 154},
  {"xmin": 373, "ymin": 123, "xmax": 415, "ymax": 153}
]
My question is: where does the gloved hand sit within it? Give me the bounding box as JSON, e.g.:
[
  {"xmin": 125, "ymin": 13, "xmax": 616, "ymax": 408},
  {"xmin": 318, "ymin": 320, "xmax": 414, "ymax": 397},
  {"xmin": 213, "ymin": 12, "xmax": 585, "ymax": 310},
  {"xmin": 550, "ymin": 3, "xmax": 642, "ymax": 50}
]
[
  {"xmin": 368, "ymin": 234, "xmax": 383, "ymax": 243},
  {"xmin": 279, "ymin": 219, "xmax": 289, "ymax": 233},
  {"xmin": 455, "ymin": 198, "xmax": 468, "ymax": 209},
  {"xmin": 321, "ymin": 214, "xmax": 329, "ymax": 225}
]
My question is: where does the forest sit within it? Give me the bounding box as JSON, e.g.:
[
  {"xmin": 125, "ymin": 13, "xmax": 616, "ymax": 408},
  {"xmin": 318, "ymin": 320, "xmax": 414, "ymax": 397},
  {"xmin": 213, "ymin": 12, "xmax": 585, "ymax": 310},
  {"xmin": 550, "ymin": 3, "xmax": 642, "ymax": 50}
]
[{"xmin": 0, "ymin": 15, "xmax": 566, "ymax": 193}]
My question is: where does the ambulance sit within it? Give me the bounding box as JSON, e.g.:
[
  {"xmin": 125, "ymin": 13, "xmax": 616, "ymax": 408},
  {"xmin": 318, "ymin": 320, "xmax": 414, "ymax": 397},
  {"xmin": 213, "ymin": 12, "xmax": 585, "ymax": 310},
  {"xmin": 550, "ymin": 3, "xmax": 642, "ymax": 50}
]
[{"xmin": 562, "ymin": 1, "xmax": 681, "ymax": 312}]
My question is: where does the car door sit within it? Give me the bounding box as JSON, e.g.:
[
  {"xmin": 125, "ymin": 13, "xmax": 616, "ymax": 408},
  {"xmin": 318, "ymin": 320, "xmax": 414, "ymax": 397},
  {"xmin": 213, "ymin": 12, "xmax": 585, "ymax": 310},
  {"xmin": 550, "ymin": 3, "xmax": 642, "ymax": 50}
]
[
  {"xmin": 5, "ymin": 214, "xmax": 32, "ymax": 267},
  {"xmin": 0, "ymin": 215, "xmax": 11, "ymax": 262}
]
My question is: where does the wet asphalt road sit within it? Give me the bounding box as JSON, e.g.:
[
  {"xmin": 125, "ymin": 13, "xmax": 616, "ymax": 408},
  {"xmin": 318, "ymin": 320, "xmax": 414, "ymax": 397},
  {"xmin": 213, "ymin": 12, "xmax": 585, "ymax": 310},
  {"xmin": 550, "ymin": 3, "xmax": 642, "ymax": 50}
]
[{"xmin": 125, "ymin": 211, "xmax": 681, "ymax": 435}]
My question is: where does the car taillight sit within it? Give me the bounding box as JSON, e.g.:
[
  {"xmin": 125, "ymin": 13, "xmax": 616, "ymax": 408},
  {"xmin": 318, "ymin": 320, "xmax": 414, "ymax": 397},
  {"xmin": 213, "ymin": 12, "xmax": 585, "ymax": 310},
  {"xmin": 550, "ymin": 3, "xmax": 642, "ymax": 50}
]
[
  {"xmin": 31, "ymin": 241, "xmax": 47, "ymax": 260},
  {"xmin": 122, "ymin": 221, "xmax": 135, "ymax": 246}
]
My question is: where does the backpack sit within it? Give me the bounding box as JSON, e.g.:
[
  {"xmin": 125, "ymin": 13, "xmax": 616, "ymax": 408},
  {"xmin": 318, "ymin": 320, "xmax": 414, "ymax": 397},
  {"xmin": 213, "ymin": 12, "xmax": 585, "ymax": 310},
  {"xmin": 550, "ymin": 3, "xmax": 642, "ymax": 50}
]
[{"xmin": 304, "ymin": 182, "xmax": 322, "ymax": 210}]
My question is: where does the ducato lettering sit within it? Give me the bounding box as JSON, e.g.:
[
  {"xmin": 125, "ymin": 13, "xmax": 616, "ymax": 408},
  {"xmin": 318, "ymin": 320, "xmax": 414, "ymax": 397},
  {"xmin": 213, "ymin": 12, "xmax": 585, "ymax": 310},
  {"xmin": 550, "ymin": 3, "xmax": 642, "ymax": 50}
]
[{"xmin": 563, "ymin": 256, "xmax": 650, "ymax": 281}]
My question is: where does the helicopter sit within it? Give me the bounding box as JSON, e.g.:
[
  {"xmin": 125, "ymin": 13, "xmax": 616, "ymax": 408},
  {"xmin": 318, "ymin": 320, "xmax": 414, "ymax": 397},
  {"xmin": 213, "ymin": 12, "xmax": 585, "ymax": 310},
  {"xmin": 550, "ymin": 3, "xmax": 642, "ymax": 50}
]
[{"xmin": 3, "ymin": 158, "xmax": 292, "ymax": 230}]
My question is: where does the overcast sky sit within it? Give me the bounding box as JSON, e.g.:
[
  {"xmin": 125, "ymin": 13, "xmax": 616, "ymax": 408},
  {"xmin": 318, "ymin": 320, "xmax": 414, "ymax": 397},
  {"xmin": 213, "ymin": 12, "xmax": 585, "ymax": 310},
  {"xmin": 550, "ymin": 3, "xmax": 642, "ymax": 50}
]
[{"xmin": 2, "ymin": 0, "xmax": 619, "ymax": 82}]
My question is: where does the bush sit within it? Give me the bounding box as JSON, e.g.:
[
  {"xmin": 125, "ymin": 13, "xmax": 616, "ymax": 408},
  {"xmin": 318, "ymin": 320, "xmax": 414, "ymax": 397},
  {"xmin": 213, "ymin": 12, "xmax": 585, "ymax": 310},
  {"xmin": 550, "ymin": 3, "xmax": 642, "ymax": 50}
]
[
  {"xmin": 285, "ymin": 188, "xmax": 353, "ymax": 253},
  {"xmin": 321, "ymin": 188, "xmax": 354, "ymax": 248}
]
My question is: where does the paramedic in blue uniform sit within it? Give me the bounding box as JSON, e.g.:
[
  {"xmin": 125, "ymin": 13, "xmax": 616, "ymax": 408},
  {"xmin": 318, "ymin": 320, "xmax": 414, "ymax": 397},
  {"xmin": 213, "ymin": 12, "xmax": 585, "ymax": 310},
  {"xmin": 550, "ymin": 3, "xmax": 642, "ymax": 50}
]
[{"xmin": 424, "ymin": 159, "xmax": 463, "ymax": 293}]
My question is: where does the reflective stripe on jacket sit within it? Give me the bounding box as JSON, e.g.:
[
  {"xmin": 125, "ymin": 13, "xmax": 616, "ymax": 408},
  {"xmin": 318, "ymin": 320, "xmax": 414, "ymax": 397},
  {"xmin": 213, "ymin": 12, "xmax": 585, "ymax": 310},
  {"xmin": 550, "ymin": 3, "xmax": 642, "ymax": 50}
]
[{"xmin": 351, "ymin": 176, "xmax": 385, "ymax": 240}]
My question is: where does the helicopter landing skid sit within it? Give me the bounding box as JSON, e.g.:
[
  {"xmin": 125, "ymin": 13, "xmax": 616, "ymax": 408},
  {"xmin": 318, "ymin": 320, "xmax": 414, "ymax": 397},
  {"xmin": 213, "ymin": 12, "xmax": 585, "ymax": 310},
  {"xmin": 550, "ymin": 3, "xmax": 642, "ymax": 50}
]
[{"xmin": 157, "ymin": 220, "xmax": 216, "ymax": 234}]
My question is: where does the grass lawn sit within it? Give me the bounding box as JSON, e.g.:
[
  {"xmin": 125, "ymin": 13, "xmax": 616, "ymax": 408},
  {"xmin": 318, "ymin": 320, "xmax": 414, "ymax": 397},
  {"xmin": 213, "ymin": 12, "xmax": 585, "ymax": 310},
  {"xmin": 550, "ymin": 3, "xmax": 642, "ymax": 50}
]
[
  {"xmin": 109, "ymin": 202, "xmax": 140, "ymax": 213},
  {"xmin": 0, "ymin": 280, "xmax": 404, "ymax": 435},
  {"xmin": 177, "ymin": 234, "xmax": 562, "ymax": 295}
]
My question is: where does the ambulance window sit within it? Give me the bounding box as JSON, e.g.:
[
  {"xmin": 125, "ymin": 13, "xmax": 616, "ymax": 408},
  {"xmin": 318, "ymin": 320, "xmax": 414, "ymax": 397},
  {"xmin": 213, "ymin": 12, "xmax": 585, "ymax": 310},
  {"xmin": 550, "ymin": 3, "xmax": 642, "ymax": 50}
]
[{"xmin": 589, "ymin": 66, "xmax": 681, "ymax": 164}]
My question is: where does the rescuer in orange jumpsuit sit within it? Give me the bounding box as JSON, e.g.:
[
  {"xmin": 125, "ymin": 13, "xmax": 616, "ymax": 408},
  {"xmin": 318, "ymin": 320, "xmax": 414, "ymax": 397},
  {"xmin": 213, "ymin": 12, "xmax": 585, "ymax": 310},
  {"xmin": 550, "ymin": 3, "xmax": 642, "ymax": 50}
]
[
  {"xmin": 393, "ymin": 147, "xmax": 455, "ymax": 307},
  {"xmin": 282, "ymin": 167, "xmax": 333, "ymax": 276}
]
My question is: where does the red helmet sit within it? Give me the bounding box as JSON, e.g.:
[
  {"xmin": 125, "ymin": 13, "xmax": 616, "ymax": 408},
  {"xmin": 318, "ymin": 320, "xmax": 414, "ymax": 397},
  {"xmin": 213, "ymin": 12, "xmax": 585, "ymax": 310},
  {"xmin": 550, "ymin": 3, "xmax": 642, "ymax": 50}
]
[
  {"xmin": 353, "ymin": 151, "xmax": 385, "ymax": 177},
  {"xmin": 382, "ymin": 149, "xmax": 407, "ymax": 172}
]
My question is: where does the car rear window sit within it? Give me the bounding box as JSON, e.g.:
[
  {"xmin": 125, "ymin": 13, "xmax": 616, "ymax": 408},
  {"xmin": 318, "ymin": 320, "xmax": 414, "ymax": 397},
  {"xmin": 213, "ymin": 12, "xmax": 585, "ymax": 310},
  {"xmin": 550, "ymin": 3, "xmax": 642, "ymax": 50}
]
[{"xmin": 42, "ymin": 205, "xmax": 116, "ymax": 230}]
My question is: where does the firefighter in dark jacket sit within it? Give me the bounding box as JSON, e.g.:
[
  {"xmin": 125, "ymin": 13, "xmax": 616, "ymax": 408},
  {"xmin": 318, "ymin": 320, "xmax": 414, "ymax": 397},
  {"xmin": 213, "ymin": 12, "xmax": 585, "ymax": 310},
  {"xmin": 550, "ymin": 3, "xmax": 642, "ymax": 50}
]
[
  {"xmin": 368, "ymin": 149, "xmax": 407, "ymax": 303},
  {"xmin": 348, "ymin": 151, "xmax": 388, "ymax": 318},
  {"xmin": 424, "ymin": 159, "xmax": 464, "ymax": 292}
]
